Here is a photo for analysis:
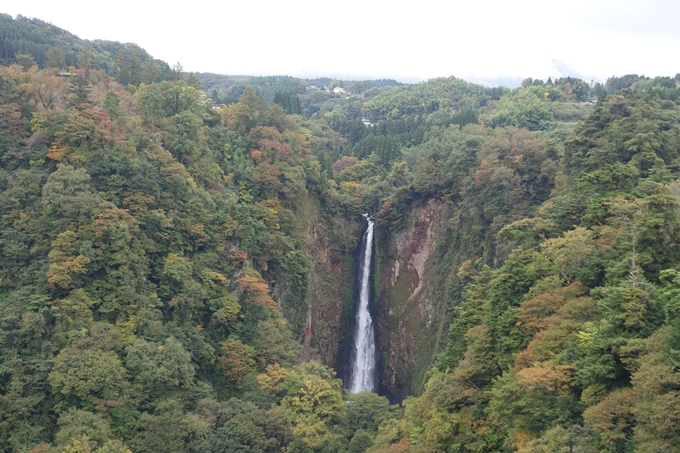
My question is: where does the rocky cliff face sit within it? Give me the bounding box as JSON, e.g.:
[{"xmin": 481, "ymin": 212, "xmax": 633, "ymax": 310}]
[
  {"xmin": 295, "ymin": 196, "xmax": 458, "ymax": 400},
  {"xmin": 296, "ymin": 197, "xmax": 364, "ymax": 368},
  {"xmin": 374, "ymin": 200, "xmax": 451, "ymax": 401}
]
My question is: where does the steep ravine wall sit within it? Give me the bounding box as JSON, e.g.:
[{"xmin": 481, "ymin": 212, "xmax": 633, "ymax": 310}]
[
  {"xmin": 294, "ymin": 195, "xmax": 464, "ymax": 401},
  {"xmin": 374, "ymin": 200, "xmax": 452, "ymax": 401},
  {"xmin": 296, "ymin": 188, "xmax": 539, "ymax": 400},
  {"xmin": 295, "ymin": 196, "xmax": 364, "ymax": 368}
]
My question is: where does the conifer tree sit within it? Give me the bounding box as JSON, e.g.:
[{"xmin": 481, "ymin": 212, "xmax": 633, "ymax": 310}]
[
  {"xmin": 115, "ymin": 49, "xmax": 129, "ymax": 85},
  {"xmin": 15, "ymin": 52, "xmax": 36, "ymax": 71},
  {"xmin": 78, "ymin": 47, "xmax": 93, "ymax": 76}
]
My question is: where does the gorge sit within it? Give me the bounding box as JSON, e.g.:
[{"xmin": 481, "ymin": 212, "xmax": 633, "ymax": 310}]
[{"xmin": 3, "ymin": 15, "xmax": 680, "ymax": 451}]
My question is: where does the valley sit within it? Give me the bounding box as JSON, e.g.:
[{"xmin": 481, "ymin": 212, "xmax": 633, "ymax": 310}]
[{"xmin": 1, "ymin": 13, "xmax": 680, "ymax": 453}]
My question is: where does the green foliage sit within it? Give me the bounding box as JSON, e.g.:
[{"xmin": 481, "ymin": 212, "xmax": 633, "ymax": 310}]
[
  {"xmin": 274, "ymin": 91, "xmax": 302, "ymax": 115},
  {"xmin": 0, "ymin": 61, "xmax": 349, "ymax": 451},
  {"xmin": 348, "ymin": 430, "xmax": 373, "ymax": 453},
  {"xmin": 383, "ymin": 86, "xmax": 680, "ymax": 452},
  {"xmin": 345, "ymin": 392, "xmax": 398, "ymax": 434},
  {"xmin": 363, "ymin": 76, "xmax": 489, "ymax": 119},
  {"xmin": 487, "ymin": 89, "xmax": 554, "ymax": 131},
  {"xmin": 49, "ymin": 345, "xmax": 128, "ymax": 409},
  {"xmin": 0, "ymin": 14, "xmax": 172, "ymax": 77},
  {"xmin": 4, "ymin": 19, "xmax": 680, "ymax": 453},
  {"xmin": 126, "ymin": 337, "xmax": 196, "ymax": 391},
  {"xmin": 605, "ymin": 74, "xmax": 649, "ymax": 93},
  {"xmin": 56, "ymin": 409, "xmax": 114, "ymax": 450}
]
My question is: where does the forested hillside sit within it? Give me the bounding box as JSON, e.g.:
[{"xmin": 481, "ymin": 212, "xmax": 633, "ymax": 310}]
[
  {"xmin": 0, "ymin": 14, "xmax": 173, "ymax": 82},
  {"xmin": 0, "ymin": 59, "xmax": 402, "ymax": 452},
  {"xmin": 2, "ymin": 14, "xmax": 680, "ymax": 453},
  {"xmin": 194, "ymin": 73, "xmax": 403, "ymax": 119},
  {"xmin": 371, "ymin": 88, "xmax": 680, "ymax": 453}
]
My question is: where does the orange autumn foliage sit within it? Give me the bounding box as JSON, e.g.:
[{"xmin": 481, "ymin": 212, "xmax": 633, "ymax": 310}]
[
  {"xmin": 517, "ymin": 282, "xmax": 587, "ymax": 336},
  {"xmin": 372, "ymin": 438, "xmax": 411, "ymax": 453},
  {"xmin": 238, "ymin": 274, "xmax": 277, "ymax": 312},
  {"xmin": 332, "ymin": 156, "xmax": 358, "ymax": 174},
  {"xmin": 516, "ymin": 362, "xmax": 575, "ymax": 395},
  {"xmin": 252, "ymin": 162, "xmax": 283, "ymax": 192},
  {"xmin": 584, "ymin": 388, "xmax": 636, "ymax": 443},
  {"xmin": 217, "ymin": 338, "xmax": 256, "ymax": 383}
]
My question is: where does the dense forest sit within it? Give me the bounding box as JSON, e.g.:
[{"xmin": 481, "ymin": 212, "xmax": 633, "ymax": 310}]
[{"xmin": 2, "ymin": 13, "xmax": 680, "ymax": 453}]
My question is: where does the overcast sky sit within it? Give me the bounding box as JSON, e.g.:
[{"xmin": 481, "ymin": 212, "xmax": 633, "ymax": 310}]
[{"xmin": 5, "ymin": 0, "xmax": 680, "ymax": 86}]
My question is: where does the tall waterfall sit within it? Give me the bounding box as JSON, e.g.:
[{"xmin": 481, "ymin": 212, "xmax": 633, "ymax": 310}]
[{"xmin": 349, "ymin": 215, "xmax": 376, "ymax": 393}]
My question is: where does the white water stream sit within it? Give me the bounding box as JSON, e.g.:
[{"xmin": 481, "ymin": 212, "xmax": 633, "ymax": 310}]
[{"xmin": 349, "ymin": 215, "xmax": 376, "ymax": 393}]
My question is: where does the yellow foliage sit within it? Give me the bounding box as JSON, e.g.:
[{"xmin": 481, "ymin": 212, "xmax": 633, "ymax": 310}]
[
  {"xmin": 513, "ymin": 431, "xmax": 535, "ymax": 450},
  {"xmin": 421, "ymin": 410, "xmax": 453, "ymax": 443},
  {"xmin": 257, "ymin": 363, "xmax": 288, "ymax": 392},
  {"xmin": 260, "ymin": 198, "xmax": 280, "ymax": 215},
  {"xmin": 339, "ymin": 181, "xmax": 364, "ymax": 200},
  {"xmin": 47, "ymin": 231, "xmax": 91, "ymax": 289},
  {"xmin": 539, "ymin": 227, "xmax": 595, "ymax": 284},
  {"xmin": 219, "ymin": 295, "xmax": 241, "ymax": 319},
  {"xmin": 61, "ymin": 435, "xmax": 132, "ymax": 453},
  {"xmin": 456, "ymin": 260, "xmax": 475, "ymax": 281},
  {"xmin": 62, "ymin": 435, "xmax": 93, "ymax": 453},
  {"xmin": 116, "ymin": 315, "xmax": 137, "ymax": 345},
  {"xmin": 282, "ymin": 362, "xmax": 345, "ymax": 422},
  {"xmin": 207, "ymin": 271, "xmax": 228, "ymax": 284},
  {"xmin": 292, "ymin": 414, "xmax": 328, "ymax": 450},
  {"xmin": 288, "ymin": 377, "xmax": 332, "ymax": 414},
  {"xmin": 47, "ymin": 141, "xmax": 67, "ymax": 161},
  {"xmin": 372, "ymin": 419, "xmax": 412, "ymax": 453},
  {"xmin": 282, "ymin": 129, "xmax": 310, "ymax": 156}
]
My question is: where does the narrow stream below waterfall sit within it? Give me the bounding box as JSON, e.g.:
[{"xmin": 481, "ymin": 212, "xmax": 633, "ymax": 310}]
[{"xmin": 349, "ymin": 214, "xmax": 376, "ymax": 393}]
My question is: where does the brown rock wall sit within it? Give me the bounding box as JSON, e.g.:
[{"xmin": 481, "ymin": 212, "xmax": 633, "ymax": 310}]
[{"xmin": 375, "ymin": 200, "xmax": 450, "ymax": 400}]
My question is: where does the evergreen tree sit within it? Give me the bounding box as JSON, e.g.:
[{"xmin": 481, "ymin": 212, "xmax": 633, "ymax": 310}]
[
  {"xmin": 78, "ymin": 47, "xmax": 93, "ymax": 76},
  {"xmin": 15, "ymin": 52, "xmax": 36, "ymax": 71},
  {"xmin": 142, "ymin": 59, "xmax": 160, "ymax": 84},
  {"xmin": 115, "ymin": 49, "xmax": 129, "ymax": 85},
  {"xmin": 128, "ymin": 55, "xmax": 142, "ymax": 86}
]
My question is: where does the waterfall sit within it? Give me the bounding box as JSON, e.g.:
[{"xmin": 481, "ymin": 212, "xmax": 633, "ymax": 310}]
[{"xmin": 349, "ymin": 214, "xmax": 376, "ymax": 393}]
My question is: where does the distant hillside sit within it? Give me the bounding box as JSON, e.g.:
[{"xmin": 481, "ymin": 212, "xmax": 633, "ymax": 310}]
[
  {"xmin": 0, "ymin": 14, "xmax": 172, "ymax": 81},
  {"xmin": 195, "ymin": 74, "xmax": 310, "ymax": 105},
  {"xmin": 196, "ymin": 74, "xmax": 403, "ymax": 101},
  {"xmin": 362, "ymin": 76, "xmax": 492, "ymax": 119}
]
